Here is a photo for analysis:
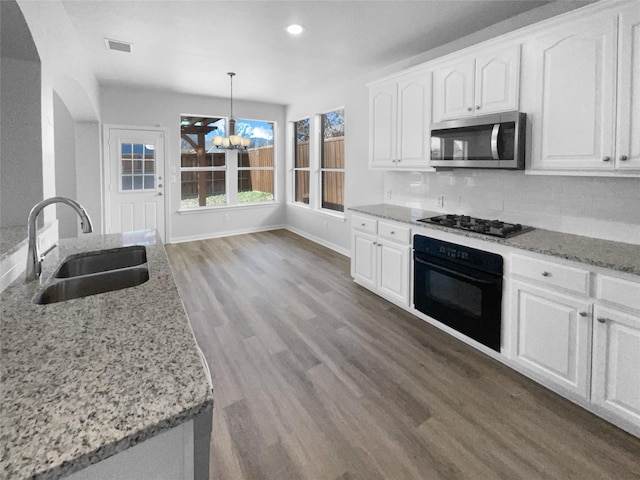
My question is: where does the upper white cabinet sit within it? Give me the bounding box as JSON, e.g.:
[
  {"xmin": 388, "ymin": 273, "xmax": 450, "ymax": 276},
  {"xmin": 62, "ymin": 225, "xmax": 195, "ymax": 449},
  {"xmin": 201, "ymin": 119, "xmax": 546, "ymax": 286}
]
[
  {"xmin": 615, "ymin": 5, "xmax": 640, "ymax": 170},
  {"xmin": 529, "ymin": 5, "xmax": 640, "ymax": 173},
  {"xmin": 369, "ymin": 69, "xmax": 431, "ymax": 170},
  {"xmin": 432, "ymin": 44, "xmax": 520, "ymax": 122}
]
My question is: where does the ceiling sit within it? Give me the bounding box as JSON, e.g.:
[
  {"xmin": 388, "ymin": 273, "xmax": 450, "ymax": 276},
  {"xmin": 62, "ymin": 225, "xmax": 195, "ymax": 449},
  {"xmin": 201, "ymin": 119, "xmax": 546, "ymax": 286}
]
[{"xmin": 61, "ymin": 0, "xmax": 556, "ymax": 106}]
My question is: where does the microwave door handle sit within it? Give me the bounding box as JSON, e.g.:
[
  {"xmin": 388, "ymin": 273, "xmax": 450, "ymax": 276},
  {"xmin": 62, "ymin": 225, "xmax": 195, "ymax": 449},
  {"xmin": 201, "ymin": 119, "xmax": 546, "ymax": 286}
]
[
  {"xmin": 491, "ymin": 123, "xmax": 501, "ymax": 160},
  {"xmin": 414, "ymin": 256, "xmax": 496, "ymax": 286}
]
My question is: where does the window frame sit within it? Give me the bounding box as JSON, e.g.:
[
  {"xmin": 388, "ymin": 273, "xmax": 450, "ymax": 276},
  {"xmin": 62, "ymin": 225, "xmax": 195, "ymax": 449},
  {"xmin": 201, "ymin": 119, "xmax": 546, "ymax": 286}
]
[
  {"xmin": 318, "ymin": 107, "xmax": 345, "ymax": 214},
  {"xmin": 292, "ymin": 116, "xmax": 311, "ymax": 207},
  {"xmin": 179, "ymin": 114, "xmax": 277, "ymax": 211},
  {"xmin": 236, "ymin": 117, "xmax": 277, "ymax": 206}
]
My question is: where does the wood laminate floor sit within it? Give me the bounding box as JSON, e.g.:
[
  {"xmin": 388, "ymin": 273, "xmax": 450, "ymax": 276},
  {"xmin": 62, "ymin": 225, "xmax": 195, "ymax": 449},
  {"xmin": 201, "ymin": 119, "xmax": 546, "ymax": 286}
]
[{"xmin": 166, "ymin": 230, "xmax": 640, "ymax": 480}]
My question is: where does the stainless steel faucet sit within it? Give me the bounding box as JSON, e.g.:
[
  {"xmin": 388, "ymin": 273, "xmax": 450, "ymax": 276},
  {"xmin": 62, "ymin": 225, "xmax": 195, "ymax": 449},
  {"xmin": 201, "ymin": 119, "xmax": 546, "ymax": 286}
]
[{"xmin": 26, "ymin": 197, "xmax": 93, "ymax": 281}]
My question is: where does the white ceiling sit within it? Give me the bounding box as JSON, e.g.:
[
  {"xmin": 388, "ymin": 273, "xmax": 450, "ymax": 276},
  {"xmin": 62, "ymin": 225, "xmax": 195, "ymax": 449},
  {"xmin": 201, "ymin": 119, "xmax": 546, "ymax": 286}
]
[{"xmin": 61, "ymin": 0, "xmax": 556, "ymax": 106}]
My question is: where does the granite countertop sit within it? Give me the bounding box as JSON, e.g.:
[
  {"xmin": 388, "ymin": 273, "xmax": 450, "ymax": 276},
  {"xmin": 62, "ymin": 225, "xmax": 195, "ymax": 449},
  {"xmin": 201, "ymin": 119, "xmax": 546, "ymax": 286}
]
[
  {"xmin": 350, "ymin": 204, "xmax": 640, "ymax": 276},
  {"xmin": 0, "ymin": 230, "xmax": 213, "ymax": 480}
]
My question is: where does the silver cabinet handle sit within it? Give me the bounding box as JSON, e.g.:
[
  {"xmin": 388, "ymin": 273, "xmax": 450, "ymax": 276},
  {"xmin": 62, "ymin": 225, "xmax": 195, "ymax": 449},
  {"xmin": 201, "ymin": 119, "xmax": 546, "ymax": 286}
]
[
  {"xmin": 390, "ymin": 231, "xmax": 395, "ymax": 235},
  {"xmin": 620, "ymin": 155, "xmax": 628, "ymax": 161},
  {"xmin": 467, "ymin": 107, "xmax": 473, "ymax": 111},
  {"xmin": 579, "ymin": 311, "xmax": 587, "ymax": 317},
  {"xmin": 597, "ymin": 317, "xmax": 608, "ymax": 324},
  {"xmin": 541, "ymin": 271, "xmax": 550, "ymax": 277},
  {"xmin": 475, "ymin": 105, "xmax": 480, "ymax": 110},
  {"xmin": 603, "ymin": 156, "xmax": 611, "ymax": 162},
  {"xmin": 361, "ymin": 223, "xmax": 366, "ymax": 226}
]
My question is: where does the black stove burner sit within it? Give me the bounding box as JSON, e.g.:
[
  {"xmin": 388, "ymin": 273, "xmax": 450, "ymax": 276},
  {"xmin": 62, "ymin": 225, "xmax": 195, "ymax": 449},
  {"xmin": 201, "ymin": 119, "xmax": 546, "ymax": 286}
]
[{"xmin": 417, "ymin": 214, "xmax": 534, "ymax": 239}]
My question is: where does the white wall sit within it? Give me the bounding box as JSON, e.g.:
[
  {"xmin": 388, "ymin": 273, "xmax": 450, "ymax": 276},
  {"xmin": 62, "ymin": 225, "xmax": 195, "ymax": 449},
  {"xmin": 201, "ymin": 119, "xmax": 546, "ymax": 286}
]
[
  {"xmin": 0, "ymin": 56, "xmax": 42, "ymax": 227},
  {"xmin": 53, "ymin": 91, "xmax": 78, "ymax": 238},
  {"xmin": 75, "ymin": 122, "xmax": 103, "ymax": 234},
  {"xmin": 100, "ymin": 85, "xmax": 287, "ymax": 243},
  {"xmin": 17, "ymin": 0, "xmax": 101, "ymax": 228},
  {"xmin": 285, "ymin": 76, "xmax": 384, "ymax": 255}
]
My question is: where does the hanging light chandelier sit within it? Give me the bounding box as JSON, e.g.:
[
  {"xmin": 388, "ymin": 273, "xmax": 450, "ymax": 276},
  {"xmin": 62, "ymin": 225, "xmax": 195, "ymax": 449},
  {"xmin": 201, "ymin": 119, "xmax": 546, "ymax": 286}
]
[{"xmin": 213, "ymin": 72, "xmax": 250, "ymax": 150}]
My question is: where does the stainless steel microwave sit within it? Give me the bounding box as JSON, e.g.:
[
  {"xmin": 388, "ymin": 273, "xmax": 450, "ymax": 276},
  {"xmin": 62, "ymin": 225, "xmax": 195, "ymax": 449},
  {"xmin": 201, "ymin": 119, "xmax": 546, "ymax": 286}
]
[{"xmin": 430, "ymin": 111, "xmax": 526, "ymax": 169}]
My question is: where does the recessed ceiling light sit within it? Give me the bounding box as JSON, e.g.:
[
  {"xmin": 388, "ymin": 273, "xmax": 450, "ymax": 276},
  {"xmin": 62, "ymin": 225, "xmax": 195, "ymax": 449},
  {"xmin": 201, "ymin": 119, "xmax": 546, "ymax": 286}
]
[{"xmin": 286, "ymin": 24, "xmax": 304, "ymax": 35}]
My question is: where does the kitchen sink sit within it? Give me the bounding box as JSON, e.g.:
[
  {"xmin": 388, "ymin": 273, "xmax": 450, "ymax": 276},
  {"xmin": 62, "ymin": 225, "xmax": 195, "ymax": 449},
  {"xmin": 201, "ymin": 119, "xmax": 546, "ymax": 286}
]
[
  {"xmin": 33, "ymin": 266, "xmax": 149, "ymax": 304},
  {"xmin": 54, "ymin": 246, "xmax": 147, "ymax": 278}
]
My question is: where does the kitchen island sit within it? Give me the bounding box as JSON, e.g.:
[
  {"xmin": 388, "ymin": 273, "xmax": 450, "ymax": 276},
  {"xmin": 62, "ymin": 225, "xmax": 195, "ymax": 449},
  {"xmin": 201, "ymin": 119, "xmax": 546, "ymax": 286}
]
[{"xmin": 0, "ymin": 230, "xmax": 213, "ymax": 480}]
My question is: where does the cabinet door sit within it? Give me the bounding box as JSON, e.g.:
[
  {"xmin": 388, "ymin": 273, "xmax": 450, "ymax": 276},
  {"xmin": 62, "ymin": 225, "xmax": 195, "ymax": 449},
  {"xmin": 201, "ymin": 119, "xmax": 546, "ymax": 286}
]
[
  {"xmin": 474, "ymin": 45, "xmax": 520, "ymax": 115},
  {"xmin": 592, "ymin": 306, "xmax": 640, "ymax": 425},
  {"xmin": 432, "ymin": 59, "xmax": 475, "ymax": 121},
  {"xmin": 369, "ymin": 82, "xmax": 397, "ymax": 167},
  {"xmin": 397, "ymin": 72, "xmax": 429, "ymax": 167},
  {"xmin": 510, "ymin": 281, "xmax": 592, "ymax": 398},
  {"xmin": 377, "ymin": 240, "xmax": 410, "ymax": 306},
  {"xmin": 530, "ymin": 15, "xmax": 617, "ymax": 170},
  {"xmin": 351, "ymin": 231, "xmax": 377, "ymax": 290},
  {"xmin": 615, "ymin": 5, "xmax": 640, "ymax": 170}
]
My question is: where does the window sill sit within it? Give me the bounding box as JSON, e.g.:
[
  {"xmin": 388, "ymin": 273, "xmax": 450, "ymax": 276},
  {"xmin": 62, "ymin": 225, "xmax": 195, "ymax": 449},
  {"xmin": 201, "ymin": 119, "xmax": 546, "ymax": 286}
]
[{"xmin": 178, "ymin": 201, "xmax": 279, "ymax": 214}]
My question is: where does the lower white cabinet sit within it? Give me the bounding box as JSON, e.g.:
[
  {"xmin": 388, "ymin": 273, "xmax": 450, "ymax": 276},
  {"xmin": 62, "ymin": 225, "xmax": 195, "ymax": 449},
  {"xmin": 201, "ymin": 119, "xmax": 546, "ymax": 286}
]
[
  {"xmin": 510, "ymin": 251, "xmax": 640, "ymax": 435},
  {"xmin": 592, "ymin": 307, "xmax": 640, "ymax": 426},
  {"xmin": 510, "ymin": 280, "xmax": 592, "ymax": 398},
  {"xmin": 351, "ymin": 215, "xmax": 410, "ymax": 306}
]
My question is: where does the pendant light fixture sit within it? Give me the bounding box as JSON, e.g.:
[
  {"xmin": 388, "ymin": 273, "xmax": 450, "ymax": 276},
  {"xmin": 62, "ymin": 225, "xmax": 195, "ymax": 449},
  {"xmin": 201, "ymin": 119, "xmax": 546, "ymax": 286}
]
[{"xmin": 213, "ymin": 72, "xmax": 251, "ymax": 150}]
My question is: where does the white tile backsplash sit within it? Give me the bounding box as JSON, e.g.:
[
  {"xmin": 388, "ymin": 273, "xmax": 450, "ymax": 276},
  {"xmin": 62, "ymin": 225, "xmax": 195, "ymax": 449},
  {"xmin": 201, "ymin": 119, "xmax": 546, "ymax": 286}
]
[{"xmin": 385, "ymin": 170, "xmax": 640, "ymax": 245}]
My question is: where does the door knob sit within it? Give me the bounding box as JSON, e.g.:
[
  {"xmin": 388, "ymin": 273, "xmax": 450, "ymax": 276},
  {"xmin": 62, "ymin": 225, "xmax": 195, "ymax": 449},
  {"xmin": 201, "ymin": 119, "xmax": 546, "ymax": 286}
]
[
  {"xmin": 158, "ymin": 184, "xmax": 163, "ymax": 188},
  {"xmin": 157, "ymin": 192, "xmax": 163, "ymax": 196},
  {"xmin": 620, "ymin": 155, "xmax": 628, "ymax": 161},
  {"xmin": 541, "ymin": 271, "xmax": 550, "ymax": 277},
  {"xmin": 602, "ymin": 156, "xmax": 611, "ymax": 162}
]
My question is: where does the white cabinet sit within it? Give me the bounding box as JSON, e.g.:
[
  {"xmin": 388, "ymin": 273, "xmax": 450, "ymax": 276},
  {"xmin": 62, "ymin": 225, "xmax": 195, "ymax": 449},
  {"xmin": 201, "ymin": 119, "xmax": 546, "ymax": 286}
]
[
  {"xmin": 615, "ymin": 5, "xmax": 640, "ymax": 170},
  {"xmin": 510, "ymin": 256, "xmax": 593, "ymax": 399},
  {"xmin": 369, "ymin": 70, "xmax": 430, "ymax": 170},
  {"xmin": 509, "ymin": 251, "xmax": 640, "ymax": 433},
  {"xmin": 530, "ymin": 6, "xmax": 640, "ymax": 173},
  {"xmin": 592, "ymin": 306, "xmax": 640, "ymax": 426},
  {"xmin": 592, "ymin": 272, "xmax": 640, "ymax": 425},
  {"xmin": 351, "ymin": 215, "xmax": 411, "ymax": 306},
  {"xmin": 432, "ymin": 44, "xmax": 520, "ymax": 122}
]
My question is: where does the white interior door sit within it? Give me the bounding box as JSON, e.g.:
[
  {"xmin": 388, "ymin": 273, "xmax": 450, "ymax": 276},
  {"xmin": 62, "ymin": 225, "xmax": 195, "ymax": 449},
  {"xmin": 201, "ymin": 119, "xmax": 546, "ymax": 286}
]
[{"xmin": 106, "ymin": 127, "xmax": 165, "ymax": 240}]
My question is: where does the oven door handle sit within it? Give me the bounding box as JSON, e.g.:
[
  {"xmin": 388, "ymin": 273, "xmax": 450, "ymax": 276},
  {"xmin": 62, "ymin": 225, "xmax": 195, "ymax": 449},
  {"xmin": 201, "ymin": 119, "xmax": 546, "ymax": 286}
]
[{"xmin": 415, "ymin": 256, "xmax": 498, "ymax": 286}]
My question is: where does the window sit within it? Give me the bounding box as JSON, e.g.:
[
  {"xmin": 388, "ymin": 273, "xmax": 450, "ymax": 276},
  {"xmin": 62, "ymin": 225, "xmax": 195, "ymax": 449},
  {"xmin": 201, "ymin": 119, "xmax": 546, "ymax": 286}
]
[
  {"xmin": 237, "ymin": 119, "xmax": 275, "ymax": 204},
  {"xmin": 180, "ymin": 115, "xmax": 276, "ymax": 209},
  {"xmin": 121, "ymin": 143, "xmax": 156, "ymax": 191},
  {"xmin": 293, "ymin": 118, "xmax": 310, "ymax": 205},
  {"xmin": 320, "ymin": 108, "xmax": 344, "ymax": 212},
  {"xmin": 180, "ymin": 116, "xmax": 226, "ymax": 208}
]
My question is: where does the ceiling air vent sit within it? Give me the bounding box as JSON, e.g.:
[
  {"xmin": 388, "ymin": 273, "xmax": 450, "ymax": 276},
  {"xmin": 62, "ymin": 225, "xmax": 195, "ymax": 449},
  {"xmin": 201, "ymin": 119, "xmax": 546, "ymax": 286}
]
[{"xmin": 104, "ymin": 38, "xmax": 132, "ymax": 53}]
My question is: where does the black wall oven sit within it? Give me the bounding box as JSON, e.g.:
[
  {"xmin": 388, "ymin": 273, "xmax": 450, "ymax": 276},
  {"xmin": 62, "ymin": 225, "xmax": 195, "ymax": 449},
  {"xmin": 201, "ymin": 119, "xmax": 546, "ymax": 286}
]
[{"xmin": 413, "ymin": 235, "xmax": 503, "ymax": 352}]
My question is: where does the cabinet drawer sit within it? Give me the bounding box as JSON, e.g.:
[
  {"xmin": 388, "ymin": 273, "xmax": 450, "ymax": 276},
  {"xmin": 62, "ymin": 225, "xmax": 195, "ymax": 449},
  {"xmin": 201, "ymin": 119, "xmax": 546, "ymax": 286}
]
[
  {"xmin": 378, "ymin": 221, "xmax": 410, "ymax": 244},
  {"xmin": 596, "ymin": 274, "xmax": 640, "ymax": 312},
  {"xmin": 511, "ymin": 254, "xmax": 590, "ymax": 296},
  {"xmin": 352, "ymin": 215, "xmax": 377, "ymax": 235}
]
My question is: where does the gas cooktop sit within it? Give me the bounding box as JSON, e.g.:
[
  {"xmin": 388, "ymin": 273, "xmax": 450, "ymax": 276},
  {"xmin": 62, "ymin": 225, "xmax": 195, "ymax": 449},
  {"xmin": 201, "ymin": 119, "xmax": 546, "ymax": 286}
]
[{"xmin": 417, "ymin": 214, "xmax": 534, "ymax": 239}]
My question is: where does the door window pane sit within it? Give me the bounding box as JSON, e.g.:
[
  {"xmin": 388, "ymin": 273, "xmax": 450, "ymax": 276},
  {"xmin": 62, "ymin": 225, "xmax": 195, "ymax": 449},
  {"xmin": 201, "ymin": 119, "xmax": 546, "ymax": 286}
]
[{"xmin": 121, "ymin": 142, "xmax": 156, "ymax": 191}]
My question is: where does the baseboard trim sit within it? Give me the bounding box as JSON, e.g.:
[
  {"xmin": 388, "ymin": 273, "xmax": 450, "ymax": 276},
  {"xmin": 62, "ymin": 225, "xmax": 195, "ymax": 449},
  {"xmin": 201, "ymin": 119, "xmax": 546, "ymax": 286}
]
[
  {"xmin": 284, "ymin": 226, "xmax": 350, "ymax": 257},
  {"xmin": 169, "ymin": 224, "xmax": 288, "ymax": 244}
]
